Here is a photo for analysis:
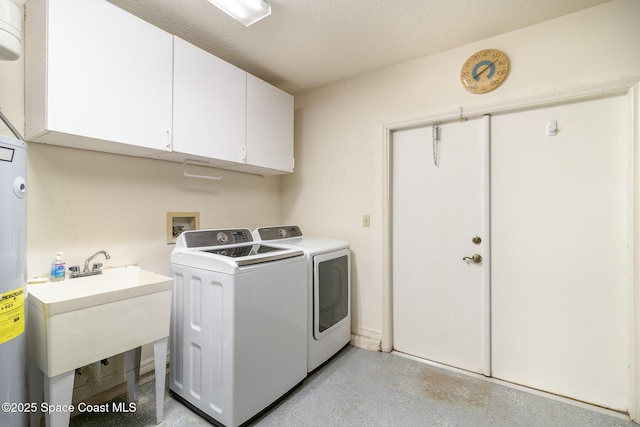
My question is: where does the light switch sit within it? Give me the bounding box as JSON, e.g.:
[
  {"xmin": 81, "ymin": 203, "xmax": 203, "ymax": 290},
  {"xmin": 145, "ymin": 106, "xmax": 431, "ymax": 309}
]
[{"xmin": 363, "ymin": 214, "xmax": 371, "ymax": 227}]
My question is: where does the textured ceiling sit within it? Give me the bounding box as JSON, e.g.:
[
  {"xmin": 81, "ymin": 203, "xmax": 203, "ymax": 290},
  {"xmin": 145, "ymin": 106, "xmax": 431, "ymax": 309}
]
[{"xmin": 108, "ymin": 0, "xmax": 612, "ymax": 94}]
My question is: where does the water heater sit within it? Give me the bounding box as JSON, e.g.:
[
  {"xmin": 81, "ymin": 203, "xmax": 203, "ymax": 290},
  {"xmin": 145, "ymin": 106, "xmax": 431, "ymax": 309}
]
[
  {"xmin": 0, "ymin": 135, "xmax": 27, "ymax": 427},
  {"xmin": 0, "ymin": 0, "xmax": 22, "ymax": 60}
]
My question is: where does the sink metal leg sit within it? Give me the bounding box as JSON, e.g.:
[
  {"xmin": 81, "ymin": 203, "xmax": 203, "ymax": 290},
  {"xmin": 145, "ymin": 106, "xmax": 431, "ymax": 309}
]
[
  {"xmin": 43, "ymin": 370, "xmax": 74, "ymax": 427},
  {"xmin": 153, "ymin": 337, "xmax": 168, "ymax": 424},
  {"xmin": 124, "ymin": 347, "xmax": 142, "ymax": 403}
]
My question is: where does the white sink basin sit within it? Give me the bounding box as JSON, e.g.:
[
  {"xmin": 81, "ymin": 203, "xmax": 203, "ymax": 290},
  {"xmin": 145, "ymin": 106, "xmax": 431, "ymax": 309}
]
[{"xmin": 28, "ymin": 266, "xmax": 173, "ymax": 377}]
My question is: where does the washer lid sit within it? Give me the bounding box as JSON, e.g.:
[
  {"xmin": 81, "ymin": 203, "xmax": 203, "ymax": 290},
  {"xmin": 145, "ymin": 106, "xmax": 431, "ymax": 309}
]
[
  {"xmin": 201, "ymin": 244, "xmax": 303, "ymax": 266},
  {"xmin": 173, "ymin": 228, "xmax": 304, "ymax": 269}
]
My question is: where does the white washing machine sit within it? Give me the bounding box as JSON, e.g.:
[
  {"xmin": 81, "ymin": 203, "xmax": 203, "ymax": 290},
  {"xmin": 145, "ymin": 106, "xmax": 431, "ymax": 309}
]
[
  {"xmin": 170, "ymin": 228, "xmax": 307, "ymax": 427},
  {"xmin": 253, "ymin": 225, "xmax": 351, "ymax": 372}
]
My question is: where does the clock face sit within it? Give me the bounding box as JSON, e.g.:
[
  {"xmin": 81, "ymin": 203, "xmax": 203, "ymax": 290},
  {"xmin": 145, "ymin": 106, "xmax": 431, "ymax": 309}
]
[{"xmin": 460, "ymin": 49, "xmax": 509, "ymax": 94}]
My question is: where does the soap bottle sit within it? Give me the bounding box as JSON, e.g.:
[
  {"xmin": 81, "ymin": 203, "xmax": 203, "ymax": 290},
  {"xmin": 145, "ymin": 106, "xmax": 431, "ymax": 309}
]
[{"xmin": 50, "ymin": 252, "xmax": 66, "ymax": 282}]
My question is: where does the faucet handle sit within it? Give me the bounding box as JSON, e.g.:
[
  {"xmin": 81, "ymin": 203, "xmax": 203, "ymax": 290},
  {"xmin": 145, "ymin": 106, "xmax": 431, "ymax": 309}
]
[
  {"xmin": 69, "ymin": 265, "xmax": 80, "ymax": 273},
  {"xmin": 92, "ymin": 263, "xmax": 103, "ymax": 271}
]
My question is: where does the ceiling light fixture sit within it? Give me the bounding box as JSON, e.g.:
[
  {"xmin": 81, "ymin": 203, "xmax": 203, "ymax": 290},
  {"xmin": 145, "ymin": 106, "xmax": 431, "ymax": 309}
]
[{"xmin": 207, "ymin": 0, "xmax": 271, "ymax": 27}]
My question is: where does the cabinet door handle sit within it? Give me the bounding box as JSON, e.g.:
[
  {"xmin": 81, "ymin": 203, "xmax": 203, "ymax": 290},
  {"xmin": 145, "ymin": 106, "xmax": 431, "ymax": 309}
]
[
  {"xmin": 241, "ymin": 146, "xmax": 247, "ymax": 161},
  {"xmin": 165, "ymin": 130, "xmax": 172, "ymax": 149}
]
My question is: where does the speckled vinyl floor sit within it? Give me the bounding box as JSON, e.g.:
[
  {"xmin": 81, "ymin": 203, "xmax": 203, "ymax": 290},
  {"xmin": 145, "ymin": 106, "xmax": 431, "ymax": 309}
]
[{"xmin": 70, "ymin": 345, "xmax": 636, "ymax": 427}]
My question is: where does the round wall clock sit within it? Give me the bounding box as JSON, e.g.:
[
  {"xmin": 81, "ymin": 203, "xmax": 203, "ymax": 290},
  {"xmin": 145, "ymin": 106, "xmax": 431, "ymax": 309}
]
[{"xmin": 460, "ymin": 49, "xmax": 509, "ymax": 94}]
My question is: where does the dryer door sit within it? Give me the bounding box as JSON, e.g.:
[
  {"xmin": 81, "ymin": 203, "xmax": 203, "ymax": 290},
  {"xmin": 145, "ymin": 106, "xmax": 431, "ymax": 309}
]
[{"xmin": 313, "ymin": 249, "xmax": 350, "ymax": 340}]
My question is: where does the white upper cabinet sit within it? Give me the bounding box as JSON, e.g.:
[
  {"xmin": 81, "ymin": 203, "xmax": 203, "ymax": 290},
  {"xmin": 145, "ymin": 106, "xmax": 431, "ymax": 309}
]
[
  {"xmin": 25, "ymin": 0, "xmax": 294, "ymax": 175},
  {"xmin": 25, "ymin": 0, "xmax": 173, "ymax": 155},
  {"xmin": 245, "ymin": 74, "xmax": 294, "ymax": 174},
  {"xmin": 171, "ymin": 37, "xmax": 246, "ymax": 167}
]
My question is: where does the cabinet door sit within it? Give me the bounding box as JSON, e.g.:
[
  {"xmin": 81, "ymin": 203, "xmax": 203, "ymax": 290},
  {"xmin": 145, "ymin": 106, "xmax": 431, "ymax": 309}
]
[
  {"xmin": 173, "ymin": 37, "xmax": 246, "ymax": 165},
  {"xmin": 42, "ymin": 0, "xmax": 173, "ymax": 151},
  {"xmin": 246, "ymin": 74, "xmax": 294, "ymax": 173}
]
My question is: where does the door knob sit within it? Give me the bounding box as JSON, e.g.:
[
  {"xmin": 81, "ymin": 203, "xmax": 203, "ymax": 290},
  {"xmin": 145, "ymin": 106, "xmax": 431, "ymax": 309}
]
[{"xmin": 462, "ymin": 254, "xmax": 483, "ymax": 263}]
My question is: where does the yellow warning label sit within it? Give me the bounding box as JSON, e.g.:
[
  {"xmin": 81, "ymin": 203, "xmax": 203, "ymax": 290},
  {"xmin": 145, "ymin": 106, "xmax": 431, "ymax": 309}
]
[{"xmin": 0, "ymin": 287, "xmax": 25, "ymax": 344}]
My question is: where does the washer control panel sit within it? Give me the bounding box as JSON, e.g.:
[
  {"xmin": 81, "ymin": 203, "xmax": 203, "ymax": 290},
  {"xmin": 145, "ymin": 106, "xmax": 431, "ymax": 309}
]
[{"xmin": 183, "ymin": 229, "xmax": 252, "ymax": 248}]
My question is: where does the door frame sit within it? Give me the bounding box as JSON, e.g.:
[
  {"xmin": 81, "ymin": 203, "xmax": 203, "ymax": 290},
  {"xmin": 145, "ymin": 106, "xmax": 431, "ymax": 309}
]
[{"xmin": 380, "ymin": 78, "xmax": 640, "ymax": 419}]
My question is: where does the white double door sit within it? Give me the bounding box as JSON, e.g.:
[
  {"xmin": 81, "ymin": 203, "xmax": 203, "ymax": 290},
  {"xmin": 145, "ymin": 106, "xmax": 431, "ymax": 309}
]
[{"xmin": 392, "ymin": 94, "xmax": 630, "ymax": 411}]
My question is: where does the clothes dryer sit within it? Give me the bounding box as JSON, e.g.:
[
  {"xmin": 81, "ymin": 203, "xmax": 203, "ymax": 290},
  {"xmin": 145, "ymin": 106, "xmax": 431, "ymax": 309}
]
[{"xmin": 253, "ymin": 225, "xmax": 351, "ymax": 372}]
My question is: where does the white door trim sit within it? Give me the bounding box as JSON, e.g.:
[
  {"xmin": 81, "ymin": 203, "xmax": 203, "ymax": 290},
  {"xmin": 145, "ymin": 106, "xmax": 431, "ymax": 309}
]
[
  {"xmin": 482, "ymin": 114, "xmax": 491, "ymax": 377},
  {"xmin": 380, "ymin": 77, "xmax": 640, "ymax": 420}
]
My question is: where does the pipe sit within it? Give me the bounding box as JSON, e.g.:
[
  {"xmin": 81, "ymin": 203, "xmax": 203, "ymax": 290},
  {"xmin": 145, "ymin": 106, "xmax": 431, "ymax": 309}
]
[{"xmin": 0, "ymin": 108, "xmax": 23, "ymax": 140}]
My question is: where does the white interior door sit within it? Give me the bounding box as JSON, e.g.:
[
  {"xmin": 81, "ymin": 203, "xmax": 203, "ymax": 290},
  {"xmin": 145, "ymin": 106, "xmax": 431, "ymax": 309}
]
[
  {"xmin": 491, "ymin": 94, "xmax": 630, "ymax": 411},
  {"xmin": 392, "ymin": 117, "xmax": 487, "ymax": 374}
]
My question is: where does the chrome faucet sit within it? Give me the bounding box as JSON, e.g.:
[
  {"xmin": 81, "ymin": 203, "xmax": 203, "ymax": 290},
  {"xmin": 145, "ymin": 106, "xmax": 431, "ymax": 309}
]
[
  {"xmin": 83, "ymin": 250, "xmax": 111, "ymax": 272},
  {"xmin": 69, "ymin": 250, "xmax": 111, "ymax": 278}
]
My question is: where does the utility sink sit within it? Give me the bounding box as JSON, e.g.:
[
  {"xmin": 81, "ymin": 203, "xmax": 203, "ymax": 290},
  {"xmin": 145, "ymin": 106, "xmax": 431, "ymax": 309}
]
[
  {"xmin": 28, "ymin": 266, "xmax": 172, "ymax": 377},
  {"xmin": 27, "ymin": 266, "xmax": 173, "ymax": 426}
]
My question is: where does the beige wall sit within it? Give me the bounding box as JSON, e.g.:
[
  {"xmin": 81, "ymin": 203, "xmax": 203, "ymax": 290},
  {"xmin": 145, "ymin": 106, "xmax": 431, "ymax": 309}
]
[
  {"xmin": 283, "ymin": 0, "xmax": 640, "ymax": 344},
  {"xmin": 26, "ymin": 145, "xmax": 282, "ymax": 277}
]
